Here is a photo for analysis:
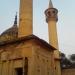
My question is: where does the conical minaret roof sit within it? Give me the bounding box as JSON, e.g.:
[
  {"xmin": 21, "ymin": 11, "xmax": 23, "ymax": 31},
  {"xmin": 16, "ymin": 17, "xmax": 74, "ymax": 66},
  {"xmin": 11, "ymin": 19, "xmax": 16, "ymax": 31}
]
[{"xmin": 49, "ymin": 0, "xmax": 53, "ymax": 8}]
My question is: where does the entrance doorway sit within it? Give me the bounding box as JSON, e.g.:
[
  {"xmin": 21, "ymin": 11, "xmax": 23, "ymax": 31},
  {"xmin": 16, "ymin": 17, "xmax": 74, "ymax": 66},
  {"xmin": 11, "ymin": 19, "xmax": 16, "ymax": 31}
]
[{"xmin": 15, "ymin": 68, "xmax": 23, "ymax": 75}]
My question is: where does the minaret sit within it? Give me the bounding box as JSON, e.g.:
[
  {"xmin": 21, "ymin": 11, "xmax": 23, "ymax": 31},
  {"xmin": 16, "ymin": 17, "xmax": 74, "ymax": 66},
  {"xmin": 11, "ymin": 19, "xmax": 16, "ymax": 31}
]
[
  {"xmin": 45, "ymin": 0, "xmax": 61, "ymax": 75},
  {"xmin": 45, "ymin": 0, "xmax": 58, "ymax": 48},
  {"xmin": 18, "ymin": 0, "xmax": 33, "ymax": 37}
]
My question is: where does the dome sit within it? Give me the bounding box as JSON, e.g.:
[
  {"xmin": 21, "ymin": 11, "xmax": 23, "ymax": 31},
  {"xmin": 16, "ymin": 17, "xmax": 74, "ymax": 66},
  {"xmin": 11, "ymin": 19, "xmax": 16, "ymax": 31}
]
[
  {"xmin": 0, "ymin": 24, "xmax": 18, "ymax": 43},
  {"xmin": 0, "ymin": 14, "xmax": 18, "ymax": 42},
  {"xmin": 1, "ymin": 25, "xmax": 18, "ymax": 36}
]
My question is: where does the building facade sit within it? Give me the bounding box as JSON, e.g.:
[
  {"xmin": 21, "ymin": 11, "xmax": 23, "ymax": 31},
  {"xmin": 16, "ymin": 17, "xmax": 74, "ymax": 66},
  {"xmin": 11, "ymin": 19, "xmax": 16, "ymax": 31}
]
[
  {"xmin": 0, "ymin": 35, "xmax": 56, "ymax": 75},
  {"xmin": 0, "ymin": 0, "xmax": 63, "ymax": 75}
]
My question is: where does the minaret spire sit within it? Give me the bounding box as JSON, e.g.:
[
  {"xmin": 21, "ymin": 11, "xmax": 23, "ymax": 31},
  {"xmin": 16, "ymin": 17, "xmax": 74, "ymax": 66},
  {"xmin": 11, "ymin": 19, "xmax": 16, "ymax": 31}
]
[
  {"xmin": 49, "ymin": 0, "xmax": 53, "ymax": 8},
  {"xmin": 14, "ymin": 12, "xmax": 17, "ymax": 25}
]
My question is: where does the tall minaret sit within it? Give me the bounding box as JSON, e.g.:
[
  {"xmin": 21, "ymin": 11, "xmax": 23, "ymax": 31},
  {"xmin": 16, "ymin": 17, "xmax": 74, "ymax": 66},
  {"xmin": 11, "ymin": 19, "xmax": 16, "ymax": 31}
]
[
  {"xmin": 18, "ymin": 0, "xmax": 33, "ymax": 37},
  {"xmin": 45, "ymin": 0, "xmax": 61, "ymax": 75},
  {"xmin": 45, "ymin": 0, "xmax": 58, "ymax": 49}
]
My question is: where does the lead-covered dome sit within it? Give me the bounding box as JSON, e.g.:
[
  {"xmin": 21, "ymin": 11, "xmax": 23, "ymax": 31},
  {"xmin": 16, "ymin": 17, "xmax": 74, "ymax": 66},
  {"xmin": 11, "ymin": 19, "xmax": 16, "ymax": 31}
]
[
  {"xmin": 0, "ymin": 14, "xmax": 18, "ymax": 43},
  {"xmin": 1, "ymin": 24, "xmax": 18, "ymax": 37}
]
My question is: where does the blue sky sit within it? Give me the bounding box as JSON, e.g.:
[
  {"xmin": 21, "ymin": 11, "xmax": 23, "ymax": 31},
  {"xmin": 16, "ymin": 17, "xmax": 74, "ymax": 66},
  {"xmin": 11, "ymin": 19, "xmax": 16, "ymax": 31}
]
[{"xmin": 0, "ymin": 0, "xmax": 75, "ymax": 56}]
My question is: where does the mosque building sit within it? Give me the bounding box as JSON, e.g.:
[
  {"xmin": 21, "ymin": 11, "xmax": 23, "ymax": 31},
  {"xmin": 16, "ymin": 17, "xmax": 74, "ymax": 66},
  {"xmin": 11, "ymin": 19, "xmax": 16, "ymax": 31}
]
[{"xmin": 0, "ymin": 0, "xmax": 75, "ymax": 75}]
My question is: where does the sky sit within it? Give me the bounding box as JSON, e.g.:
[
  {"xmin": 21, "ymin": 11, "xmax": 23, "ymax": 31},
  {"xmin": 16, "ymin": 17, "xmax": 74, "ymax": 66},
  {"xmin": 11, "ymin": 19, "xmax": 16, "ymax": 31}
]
[{"xmin": 0, "ymin": 0, "xmax": 75, "ymax": 56}]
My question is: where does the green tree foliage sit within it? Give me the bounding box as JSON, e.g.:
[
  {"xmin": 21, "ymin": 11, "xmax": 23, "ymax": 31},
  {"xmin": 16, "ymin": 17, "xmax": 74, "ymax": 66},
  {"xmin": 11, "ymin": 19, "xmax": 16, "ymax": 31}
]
[{"xmin": 60, "ymin": 52, "xmax": 72, "ymax": 69}]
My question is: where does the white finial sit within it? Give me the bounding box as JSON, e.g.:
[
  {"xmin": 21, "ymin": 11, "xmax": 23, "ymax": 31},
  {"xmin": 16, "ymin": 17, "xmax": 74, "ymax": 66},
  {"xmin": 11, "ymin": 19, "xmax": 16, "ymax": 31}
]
[{"xmin": 49, "ymin": 0, "xmax": 53, "ymax": 8}]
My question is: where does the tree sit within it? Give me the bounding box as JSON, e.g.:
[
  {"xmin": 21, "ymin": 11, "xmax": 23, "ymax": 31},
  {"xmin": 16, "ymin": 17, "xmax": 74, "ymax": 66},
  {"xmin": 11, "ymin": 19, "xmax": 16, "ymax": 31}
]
[
  {"xmin": 70, "ymin": 54, "xmax": 75, "ymax": 61},
  {"xmin": 60, "ymin": 52, "xmax": 72, "ymax": 69}
]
